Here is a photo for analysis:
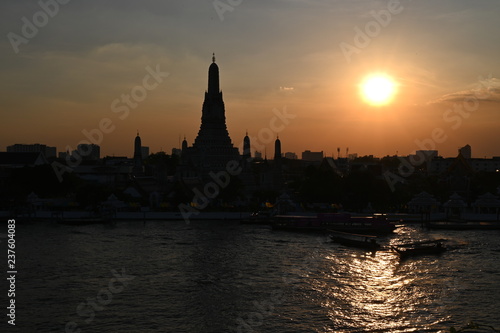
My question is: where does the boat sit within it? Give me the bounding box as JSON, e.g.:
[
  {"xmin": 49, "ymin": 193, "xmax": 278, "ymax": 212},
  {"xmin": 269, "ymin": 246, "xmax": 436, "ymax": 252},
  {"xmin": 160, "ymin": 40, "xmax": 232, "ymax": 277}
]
[
  {"xmin": 391, "ymin": 239, "xmax": 447, "ymax": 259},
  {"xmin": 329, "ymin": 231, "xmax": 381, "ymax": 250},
  {"xmin": 271, "ymin": 213, "xmax": 396, "ymax": 235}
]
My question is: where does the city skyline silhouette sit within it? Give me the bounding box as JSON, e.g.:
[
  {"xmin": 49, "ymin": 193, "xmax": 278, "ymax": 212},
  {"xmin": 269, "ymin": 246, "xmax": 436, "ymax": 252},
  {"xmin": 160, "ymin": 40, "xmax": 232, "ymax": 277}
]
[{"xmin": 1, "ymin": 1, "xmax": 500, "ymax": 159}]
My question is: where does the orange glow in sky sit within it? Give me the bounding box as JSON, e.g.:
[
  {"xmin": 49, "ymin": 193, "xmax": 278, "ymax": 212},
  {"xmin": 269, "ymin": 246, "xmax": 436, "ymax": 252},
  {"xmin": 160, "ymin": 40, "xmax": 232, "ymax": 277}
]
[{"xmin": 1, "ymin": 2, "xmax": 500, "ymax": 158}]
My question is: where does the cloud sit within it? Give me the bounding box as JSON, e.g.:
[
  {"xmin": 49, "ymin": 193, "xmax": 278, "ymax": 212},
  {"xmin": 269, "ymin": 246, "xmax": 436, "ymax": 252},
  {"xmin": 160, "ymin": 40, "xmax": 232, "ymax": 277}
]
[
  {"xmin": 279, "ymin": 86, "xmax": 295, "ymax": 93},
  {"xmin": 428, "ymin": 76, "xmax": 500, "ymax": 105}
]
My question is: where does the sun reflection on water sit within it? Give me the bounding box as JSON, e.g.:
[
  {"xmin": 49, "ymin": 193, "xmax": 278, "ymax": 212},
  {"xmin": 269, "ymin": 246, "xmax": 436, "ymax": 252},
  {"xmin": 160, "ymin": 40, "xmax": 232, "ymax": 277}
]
[{"xmin": 312, "ymin": 228, "xmax": 454, "ymax": 332}]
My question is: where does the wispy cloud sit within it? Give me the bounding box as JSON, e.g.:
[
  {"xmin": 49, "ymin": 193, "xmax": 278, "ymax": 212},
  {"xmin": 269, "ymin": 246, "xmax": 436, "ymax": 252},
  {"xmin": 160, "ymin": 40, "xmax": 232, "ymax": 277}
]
[
  {"xmin": 279, "ymin": 86, "xmax": 294, "ymax": 93},
  {"xmin": 428, "ymin": 77, "xmax": 500, "ymax": 105}
]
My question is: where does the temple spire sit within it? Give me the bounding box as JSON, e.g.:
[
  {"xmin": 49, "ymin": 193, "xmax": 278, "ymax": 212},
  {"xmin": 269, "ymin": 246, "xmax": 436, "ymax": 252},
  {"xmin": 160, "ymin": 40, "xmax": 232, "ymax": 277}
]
[
  {"xmin": 208, "ymin": 53, "xmax": 220, "ymax": 94},
  {"xmin": 188, "ymin": 55, "xmax": 240, "ymax": 175}
]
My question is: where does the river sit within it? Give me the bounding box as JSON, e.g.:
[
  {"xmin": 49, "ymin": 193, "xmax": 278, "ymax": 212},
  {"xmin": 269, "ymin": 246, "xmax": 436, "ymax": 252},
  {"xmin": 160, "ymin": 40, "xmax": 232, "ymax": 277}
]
[{"xmin": 12, "ymin": 220, "xmax": 500, "ymax": 332}]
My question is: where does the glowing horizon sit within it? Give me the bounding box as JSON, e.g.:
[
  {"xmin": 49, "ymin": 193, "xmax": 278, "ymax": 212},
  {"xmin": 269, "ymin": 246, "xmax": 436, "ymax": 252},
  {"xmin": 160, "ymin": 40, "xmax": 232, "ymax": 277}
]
[{"xmin": 1, "ymin": 1, "xmax": 499, "ymax": 159}]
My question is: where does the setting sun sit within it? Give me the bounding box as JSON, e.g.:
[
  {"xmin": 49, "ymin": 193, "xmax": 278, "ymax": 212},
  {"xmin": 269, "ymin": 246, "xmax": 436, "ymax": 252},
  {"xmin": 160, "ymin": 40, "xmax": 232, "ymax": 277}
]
[{"xmin": 360, "ymin": 74, "xmax": 397, "ymax": 106}]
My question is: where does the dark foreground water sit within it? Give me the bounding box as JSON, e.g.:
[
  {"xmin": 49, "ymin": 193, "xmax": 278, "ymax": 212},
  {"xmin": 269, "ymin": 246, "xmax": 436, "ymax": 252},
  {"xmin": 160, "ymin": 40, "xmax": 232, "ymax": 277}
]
[{"xmin": 8, "ymin": 220, "xmax": 500, "ymax": 332}]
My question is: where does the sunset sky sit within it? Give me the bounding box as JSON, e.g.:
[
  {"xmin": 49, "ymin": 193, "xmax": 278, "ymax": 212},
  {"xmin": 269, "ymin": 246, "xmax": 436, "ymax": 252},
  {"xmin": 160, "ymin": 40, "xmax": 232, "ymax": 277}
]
[{"xmin": 1, "ymin": 0, "xmax": 499, "ymax": 158}]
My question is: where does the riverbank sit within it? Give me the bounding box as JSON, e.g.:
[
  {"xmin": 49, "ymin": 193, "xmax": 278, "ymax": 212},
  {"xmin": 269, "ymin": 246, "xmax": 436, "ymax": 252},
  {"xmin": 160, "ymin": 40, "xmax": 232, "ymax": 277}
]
[
  {"xmin": 2, "ymin": 210, "xmax": 499, "ymax": 223},
  {"xmin": 0, "ymin": 210, "xmax": 252, "ymax": 221}
]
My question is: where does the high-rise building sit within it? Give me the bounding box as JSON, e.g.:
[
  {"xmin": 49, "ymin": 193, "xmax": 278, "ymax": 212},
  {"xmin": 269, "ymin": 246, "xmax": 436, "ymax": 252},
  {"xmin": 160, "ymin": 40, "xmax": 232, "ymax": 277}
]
[
  {"xmin": 7, "ymin": 143, "xmax": 56, "ymax": 158},
  {"xmin": 76, "ymin": 144, "xmax": 100, "ymax": 161},
  {"xmin": 180, "ymin": 54, "xmax": 240, "ymax": 177},
  {"xmin": 459, "ymin": 144, "xmax": 471, "ymax": 159}
]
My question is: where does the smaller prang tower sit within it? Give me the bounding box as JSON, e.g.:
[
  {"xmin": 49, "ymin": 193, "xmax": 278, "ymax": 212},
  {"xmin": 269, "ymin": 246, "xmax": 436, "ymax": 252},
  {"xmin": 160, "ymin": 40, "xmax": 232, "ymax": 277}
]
[
  {"xmin": 243, "ymin": 131, "xmax": 251, "ymax": 160},
  {"xmin": 132, "ymin": 131, "xmax": 144, "ymax": 176},
  {"xmin": 274, "ymin": 136, "xmax": 281, "ymax": 160}
]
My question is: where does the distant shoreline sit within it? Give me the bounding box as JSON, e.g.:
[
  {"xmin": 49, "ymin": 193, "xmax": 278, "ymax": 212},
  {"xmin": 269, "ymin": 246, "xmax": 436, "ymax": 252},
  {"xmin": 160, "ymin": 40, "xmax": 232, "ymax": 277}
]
[
  {"xmin": 3, "ymin": 210, "xmax": 500, "ymax": 223},
  {"xmin": 0, "ymin": 210, "xmax": 252, "ymax": 221}
]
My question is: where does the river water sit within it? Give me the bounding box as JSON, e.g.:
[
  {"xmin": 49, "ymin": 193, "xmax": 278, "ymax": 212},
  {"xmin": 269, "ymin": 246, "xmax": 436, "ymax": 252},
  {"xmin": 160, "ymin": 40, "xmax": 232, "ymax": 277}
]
[{"xmin": 11, "ymin": 220, "xmax": 500, "ymax": 332}]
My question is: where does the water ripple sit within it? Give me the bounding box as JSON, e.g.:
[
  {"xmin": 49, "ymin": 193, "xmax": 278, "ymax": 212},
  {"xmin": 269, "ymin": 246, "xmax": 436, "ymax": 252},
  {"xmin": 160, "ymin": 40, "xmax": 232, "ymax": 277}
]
[{"xmin": 14, "ymin": 221, "xmax": 500, "ymax": 332}]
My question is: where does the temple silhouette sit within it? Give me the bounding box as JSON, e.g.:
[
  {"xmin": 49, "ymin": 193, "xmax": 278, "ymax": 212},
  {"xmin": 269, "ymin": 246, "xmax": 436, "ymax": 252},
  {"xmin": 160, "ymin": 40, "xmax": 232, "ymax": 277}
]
[
  {"xmin": 176, "ymin": 54, "xmax": 285, "ymax": 199},
  {"xmin": 179, "ymin": 54, "xmax": 246, "ymax": 179}
]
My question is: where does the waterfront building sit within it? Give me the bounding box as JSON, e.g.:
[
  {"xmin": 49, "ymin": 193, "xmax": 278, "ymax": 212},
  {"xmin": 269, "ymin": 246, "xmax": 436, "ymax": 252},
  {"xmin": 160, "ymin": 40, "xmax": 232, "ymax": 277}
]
[
  {"xmin": 407, "ymin": 191, "xmax": 440, "ymax": 213},
  {"xmin": 443, "ymin": 192, "xmax": 467, "ymax": 219},
  {"xmin": 472, "ymin": 192, "xmax": 500, "ymax": 216}
]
